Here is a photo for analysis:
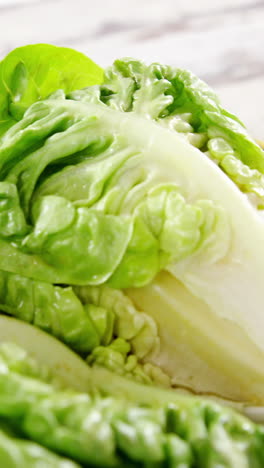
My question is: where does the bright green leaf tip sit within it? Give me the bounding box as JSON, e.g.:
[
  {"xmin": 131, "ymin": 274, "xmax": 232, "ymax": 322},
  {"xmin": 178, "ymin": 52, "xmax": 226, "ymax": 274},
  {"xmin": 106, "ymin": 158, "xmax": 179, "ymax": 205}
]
[{"xmin": 0, "ymin": 43, "xmax": 103, "ymax": 131}]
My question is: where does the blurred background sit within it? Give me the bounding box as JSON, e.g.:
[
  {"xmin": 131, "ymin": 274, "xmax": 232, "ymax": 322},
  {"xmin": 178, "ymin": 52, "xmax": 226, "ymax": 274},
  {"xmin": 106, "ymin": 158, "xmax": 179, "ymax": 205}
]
[{"xmin": 0, "ymin": 0, "xmax": 263, "ymax": 137}]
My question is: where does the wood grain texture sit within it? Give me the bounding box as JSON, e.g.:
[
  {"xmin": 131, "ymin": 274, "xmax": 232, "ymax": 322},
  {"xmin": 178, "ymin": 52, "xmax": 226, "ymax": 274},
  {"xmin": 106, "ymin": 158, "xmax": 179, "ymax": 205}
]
[{"xmin": 0, "ymin": 0, "xmax": 263, "ymax": 136}]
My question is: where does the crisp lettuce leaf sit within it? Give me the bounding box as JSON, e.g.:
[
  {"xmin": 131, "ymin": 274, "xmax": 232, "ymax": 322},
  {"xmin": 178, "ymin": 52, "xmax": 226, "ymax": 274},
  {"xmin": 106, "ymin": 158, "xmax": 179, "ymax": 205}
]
[
  {"xmin": 0, "ymin": 43, "xmax": 103, "ymax": 135},
  {"xmin": 0, "ymin": 316, "xmax": 255, "ymax": 413},
  {"xmin": 0, "ymin": 269, "xmax": 168, "ymax": 386},
  {"xmin": 75, "ymin": 283, "xmax": 159, "ymax": 358},
  {"xmin": 0, "ymin": 99, "xmax": 230, "ymax": 289},
  {"xmin": 0, "ymin": 321, "xmax": 263, "ymax": 468},
  {"xmin": 0, "ymin": 269, "xmax": 104, "ymax": 353},
  {"xmin": 75, "ymin": 284, "xmax": 170, "ymax": 386},
  {"xmin": 71, "ymin": 58, "xmax": 264, "ymax": 201}
]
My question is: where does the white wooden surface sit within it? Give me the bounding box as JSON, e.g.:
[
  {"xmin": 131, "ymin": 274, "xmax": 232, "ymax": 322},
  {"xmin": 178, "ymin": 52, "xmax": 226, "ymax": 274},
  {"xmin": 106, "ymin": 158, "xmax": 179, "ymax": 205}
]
[{"xmin": 0, "ymin": 0, "xmax": 263, "ymax": 137}]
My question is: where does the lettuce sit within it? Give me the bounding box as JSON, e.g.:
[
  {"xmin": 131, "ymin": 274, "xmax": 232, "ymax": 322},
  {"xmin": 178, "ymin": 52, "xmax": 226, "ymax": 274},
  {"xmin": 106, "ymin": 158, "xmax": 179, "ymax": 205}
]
[
  {"xmin": 0, "ymin": 316, "xmax": 263, "ymax": 468},
  {"xmin": 0, "ymin": 45, "xmax": 263, "ymax": 416},
  {"xmin": 0, "ymin": 44, "xmax": 103, "ymax": 135}
]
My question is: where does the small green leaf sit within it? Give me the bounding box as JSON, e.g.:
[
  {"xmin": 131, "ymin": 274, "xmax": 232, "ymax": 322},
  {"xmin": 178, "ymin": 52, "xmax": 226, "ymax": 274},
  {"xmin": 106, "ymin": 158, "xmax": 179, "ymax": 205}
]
[{"xmin": 0, "ymin": 43, "xmax": 103, "ymax": 133}]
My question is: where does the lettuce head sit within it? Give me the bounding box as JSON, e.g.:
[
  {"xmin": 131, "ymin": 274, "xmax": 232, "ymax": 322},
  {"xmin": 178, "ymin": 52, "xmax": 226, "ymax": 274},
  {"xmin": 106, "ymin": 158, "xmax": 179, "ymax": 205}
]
[{"xmin": 0, "ymin": 44, "xmax": 263, "ymax": 413}]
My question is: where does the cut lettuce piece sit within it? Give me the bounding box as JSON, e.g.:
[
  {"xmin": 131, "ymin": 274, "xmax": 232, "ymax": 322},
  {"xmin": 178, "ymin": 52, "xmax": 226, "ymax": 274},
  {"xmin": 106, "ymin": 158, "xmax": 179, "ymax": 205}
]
[
  {"xmin": 0, "ymin": 52, "xmax": 264, "ymax": 408},
  {"xmin": 0, "ymin": 44, "xmax": 103, "ymax": 134},
  {"xmin": 0, "ymin": 319, "xmax": 263, "ymax": 468},
  {"xmin": 0, "ymin": 100, "xmax": 230, "ymax": 289},
  {"xmin": 0, "ymin": 316, "xmax": 255, "ymax": 413},
  {"xmin": 0, "ymin": 98, "xmax": 263, "ymax": 402},
  {"xmin": 0, "ymin": 326, "xmax": 264, "ymax": 468}
]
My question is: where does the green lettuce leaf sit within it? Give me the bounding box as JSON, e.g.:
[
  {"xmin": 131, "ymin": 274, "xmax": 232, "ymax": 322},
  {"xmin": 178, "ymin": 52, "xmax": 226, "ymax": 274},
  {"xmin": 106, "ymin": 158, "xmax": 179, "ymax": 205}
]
[
  {"xmin": 0, "ymin": 99, "xmax": 229, "ymax": 289},
  {"xmin": 0, "ymin": 269, "xmax": 170, "ymax": 387},
  {"xmin": 0, "ymin": 43, "xmax": 103, "ymax": 135},
  {"xmin": 0, "ymin": 316, "xmax": 255, "ymax": 412},
  {"xmin": 0, "ymin": 182, "xmax": 28, "ymax": 236},
  {"xmin": 0, "ymin": 322, "xmax": 263, "ymax": 468},
  {"xmin": 71, "ymin": 58, "xmax": 264, "ymax": 202},
  {"xmin": 0, "ymin": 269, "xmax": 103, "ymax": 353}
]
